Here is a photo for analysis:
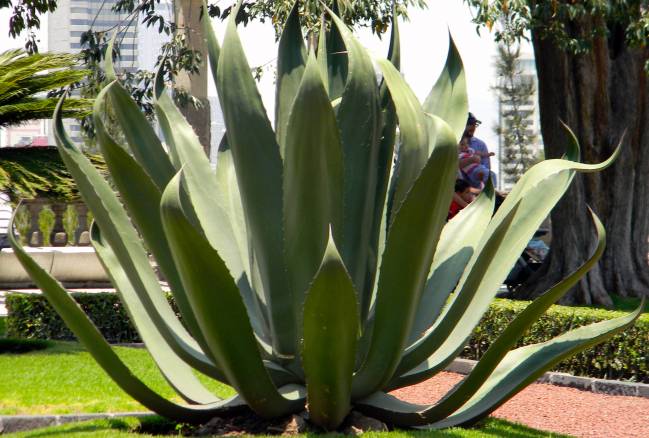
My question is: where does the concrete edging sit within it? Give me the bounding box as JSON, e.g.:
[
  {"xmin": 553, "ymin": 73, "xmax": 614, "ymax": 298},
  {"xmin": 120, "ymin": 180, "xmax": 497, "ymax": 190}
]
[
  {"xmin": 445, "ymin": 358, "xmax": 649, "ymax": 398},
  {"xmin": 0, "ymin": 412, "xmax": 152, "ymax": 434}
]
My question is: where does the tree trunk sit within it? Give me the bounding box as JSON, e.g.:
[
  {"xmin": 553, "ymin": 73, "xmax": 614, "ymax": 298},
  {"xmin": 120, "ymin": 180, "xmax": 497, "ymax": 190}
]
[
  {"xmin": 174, "ymin": 0, "xmax": 211, "ymax": 156},
  {"xmin": 515, "ymin": 17, "xmax": 649, "ymax": 306}
]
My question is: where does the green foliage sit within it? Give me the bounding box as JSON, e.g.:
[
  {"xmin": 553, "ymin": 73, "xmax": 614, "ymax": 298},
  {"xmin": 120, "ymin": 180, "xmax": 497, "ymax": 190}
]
[
  {"xmin": 0, "ymin": 146, "xmax": 106, "ymax": 203},
  {"xmin": 465, "ymin": 299, "xmax": 649, "ymax": 383},
  {"xmin": 0, "ymin": 50, "xmax": 91, "ymax": 128},
  {"xmin": 7, "ymin": 292, "xmax": 649, "ymax": 385},
  {"xmin": 10, "ymin": 2, "xmax": 642, "ymax": 431},
  {"xmin": 37, "ymin": 205, "xmax": 54, "ymax": 246},
  {"xmin": 0, "ymin": 338, "xmax": 51, "ymax": 354},
  {"xmin": 62, "ymin": 204, "xmax": 79, "ymax": 246},
  {"xmin": 492, "ymin": 43, "xmax": 540, "ymax": 185},
  {"xmin": 5, "ymin": 293, "xmax": 140, "ymax": 343}
]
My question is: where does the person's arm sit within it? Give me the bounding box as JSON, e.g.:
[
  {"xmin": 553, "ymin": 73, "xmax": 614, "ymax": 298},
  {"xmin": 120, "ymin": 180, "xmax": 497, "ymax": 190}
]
[
  {"xmin": 452, "ymin": 192, "xmax": 469, "ymax": 208},
  {"xmin": 459, "ymin": 155, "xmax": 480, "ymax": 168}
]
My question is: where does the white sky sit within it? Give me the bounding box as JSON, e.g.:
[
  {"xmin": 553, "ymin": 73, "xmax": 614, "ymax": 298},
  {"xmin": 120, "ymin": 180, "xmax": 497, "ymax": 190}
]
[{"xmin": 0, "ymin": 0, "xmax": 535, "ymax": 174}]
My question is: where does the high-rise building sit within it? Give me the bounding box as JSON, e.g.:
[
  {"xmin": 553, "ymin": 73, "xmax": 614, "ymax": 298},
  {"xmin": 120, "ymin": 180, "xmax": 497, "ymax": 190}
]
[{"xmin": 47, "ymin": 0, "xmax": 170, "ymax": 145}]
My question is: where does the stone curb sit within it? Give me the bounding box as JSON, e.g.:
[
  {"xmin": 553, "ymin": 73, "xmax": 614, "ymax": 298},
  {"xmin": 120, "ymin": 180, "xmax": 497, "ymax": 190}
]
[
  {"xmin": 0, "ymin": 412, "xmax": 152, "ymax": 434},
  {"xmin": 445, "ymin": 358, "xmax": 649, "ymax": 398}
]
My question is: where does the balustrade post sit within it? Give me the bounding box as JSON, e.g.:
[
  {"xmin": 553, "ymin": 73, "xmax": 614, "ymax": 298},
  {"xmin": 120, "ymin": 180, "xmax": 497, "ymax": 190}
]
[
  {"xmin": 75, "ymin": 202, "xmax": 90, "ymax": 246},
  {"xmin": 50, "ymin": 203, "xmax": 67, "ymax": 246}
]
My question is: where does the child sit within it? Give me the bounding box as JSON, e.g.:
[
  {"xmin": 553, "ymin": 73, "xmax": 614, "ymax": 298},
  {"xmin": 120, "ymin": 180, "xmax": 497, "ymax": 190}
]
[
  {"xmin": 448, "ymin": 178, "xmax": 474, "ymax": 220},
  {"xmin": 458, "ymin": 135, "xmax": 490, "ymax": 188}
]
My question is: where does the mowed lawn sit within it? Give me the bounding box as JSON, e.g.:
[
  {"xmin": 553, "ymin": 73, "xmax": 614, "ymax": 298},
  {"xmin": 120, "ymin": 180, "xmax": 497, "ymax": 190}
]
[{"xmin": 0, "ymin": 341, "xmax": 235, "ymax": 415}]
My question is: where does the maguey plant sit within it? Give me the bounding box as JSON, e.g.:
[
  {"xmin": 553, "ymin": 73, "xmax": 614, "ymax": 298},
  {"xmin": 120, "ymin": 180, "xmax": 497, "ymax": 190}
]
[{"xmin": 10, "ymin": 0, "xmax": 643, "ymax": 430}]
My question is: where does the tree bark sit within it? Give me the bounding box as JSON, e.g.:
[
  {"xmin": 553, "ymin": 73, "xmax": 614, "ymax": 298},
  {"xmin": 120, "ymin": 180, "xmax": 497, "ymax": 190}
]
[
  {"xmin": 515, "ymin": 16, "xmax": 649, "ymax": 306},
  {"xmin": 174, "ymin": 0, "xmax": 211, "ymax": 156}
]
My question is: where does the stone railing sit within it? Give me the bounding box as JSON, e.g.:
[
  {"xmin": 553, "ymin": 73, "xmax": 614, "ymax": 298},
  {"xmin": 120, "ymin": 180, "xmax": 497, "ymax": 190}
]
[{"xmin": 14, "ymin": 199, "xmax": 92, "ymax": 247}]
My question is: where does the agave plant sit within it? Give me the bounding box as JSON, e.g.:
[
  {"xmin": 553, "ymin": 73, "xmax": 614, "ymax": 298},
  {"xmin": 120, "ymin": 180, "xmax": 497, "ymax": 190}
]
[{"xmin": 10, "ymin": 1, "xmax": 642, "ymax": 431}]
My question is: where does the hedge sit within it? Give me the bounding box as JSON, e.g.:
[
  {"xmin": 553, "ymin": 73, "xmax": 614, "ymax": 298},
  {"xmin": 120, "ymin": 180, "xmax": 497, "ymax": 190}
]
[{"xmin": 5, "ymin": 293, "xmax": 648, "ymax": 382}]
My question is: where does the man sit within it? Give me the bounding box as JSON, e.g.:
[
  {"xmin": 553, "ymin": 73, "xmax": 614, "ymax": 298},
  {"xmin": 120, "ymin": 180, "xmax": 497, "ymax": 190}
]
[{"xmin": 464, "ymin": 112, "xmax": 496, "ymax": 186}]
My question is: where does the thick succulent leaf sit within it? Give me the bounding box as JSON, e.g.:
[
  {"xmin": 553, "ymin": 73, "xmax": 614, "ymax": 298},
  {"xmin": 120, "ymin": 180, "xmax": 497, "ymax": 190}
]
[
  {"xmin": 423, "ymin": 303, "xmax": 644, "ymax": 429},
  {"xmin": 422, "ymin": 33, "xmax": 468, "ymax": 142},
  {"xmin": 283, "ymin": 52, "xmax": 344, "ymax": 318},
  {"xmin": 54, "ymin": 96, "xmax": 222, "ymax": 402},
  {"xmin": 104, "ymin": 32, "xmax": 117, "ymax": 82},
  {"xmin": 94, "ymin": 84, "xmax": 205, "ymax": 346},
  {"xmin": 326, "ymin": 7, "xmax": 382, "ymax": 304},
  {"xmin": 154, "ymin": 82, "xmax": 269, "ymax": 343},
  {"xmin": 216, "ymin": 3, "xmax": 294, "ymax": 357},
  {"xmin": 408, "ymin": 182, "xmax": 495, "ymax": 344},
  {"xmin": 316, "ymin": 19, "xmax": 329, "ymax": 91},
  {"xmin": 325, "ymin": 0, "xmax": 347, "ymax": 100},
  {"xmin": 215, "ymin": 140, "xmax": 270, "ymax": 342},
  {"xmin": 90, "ymin": 225, "xmax": 226, "ymax": 395},
  {"xmin": 275, "ymin": 1, "xmax": 307, "ymax": 153},
  {"xmin": 202, "ymin": 0, "xmax": 220, "ymax": 83},
  {"xmin": 357, "ymin": 303, "xmax": 642, "ymax": 428},
  {"xmin": 362, "ymin": 13, "xmax": 400, "ymax": 322},
  {"xmin": 375, "ymin": 58, "xmax": 428, "ymax": 220},
  {"xmin": 397, "ymin": 131, "xmax": 621, "ymax": 377},
  {"xmin": 351, "ymin": 121, "xmax": 457, "ymax": 399},
  {"xmin": 8, "ymin": 219, "xmax": 250, "ymax": 423},
  {"xmin": 303, "ymin": 235, "xmax": 359, "ymax": 430},
  {"xmin": 404, "ymin": 209, "xmax": 608, "ymax": 419},
  {"xmin": 104, "ymin": 81, "xmax": 175, "ymax": 191},
  {"xmin": 160, "ymin": 172, "xmax": 304, "ymax": 417}
]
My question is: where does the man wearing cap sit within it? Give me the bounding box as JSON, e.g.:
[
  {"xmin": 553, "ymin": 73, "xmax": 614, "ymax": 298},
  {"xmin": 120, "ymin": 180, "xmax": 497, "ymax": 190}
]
[{"xmin": 464, "ymin": 112, "xmax": 496, "ymax": 186}]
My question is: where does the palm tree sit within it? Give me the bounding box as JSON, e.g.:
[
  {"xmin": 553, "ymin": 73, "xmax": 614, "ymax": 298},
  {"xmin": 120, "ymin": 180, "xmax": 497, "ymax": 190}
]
[{"xmin": 0, "ymin": 49, "xmax": 91, "ymax": 128}]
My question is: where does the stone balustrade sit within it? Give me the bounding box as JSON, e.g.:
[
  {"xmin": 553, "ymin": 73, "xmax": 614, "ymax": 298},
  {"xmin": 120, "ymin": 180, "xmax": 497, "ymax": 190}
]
[{"xmin": 16, "ymin": 199, "xmax": 91, "ymax": 247}]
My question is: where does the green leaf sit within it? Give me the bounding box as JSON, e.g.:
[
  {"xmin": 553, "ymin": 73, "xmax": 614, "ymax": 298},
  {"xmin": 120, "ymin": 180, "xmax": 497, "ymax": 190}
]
[
  {"xmin": 356, "ymin": 303, "xmax": 643, "ymax": 428},
  {"xmin": 202, "ymin": 0, "xmax": 220, "ymax": 83},
  {"xmin": 326, "ymin": 7, "xmax": 382, "ymax": 304},
  {"xmin": 275, "ymin": 1, "xmax": 307, "ymax": 155},
  {"xmin": 325, "ymin": 0, "xmax": 347, "ymax": 100},
  {"xmin": 423, "ymin": 302, "xmax": 644, "ymax": 429},
  {"xmin": 303, "ymin": 235, "xmax": 359, "ymax": 430},
  {"xmin": 422, "ymin": 33, "xmax": 468, "ymax": 142},
  {"xmin": 105, "ymin": 81, "xmax": 175, "ymax": 191},
  {"xmin": 283, "ymin": 52, "xmax": 344, "ymax": 320},
  {"xmin": 160, "ymin": 171, "xmax": 304, "ymax": 418},
  {"xmin": 375, "ymin": 58, "xmax": 428, "ymax": 221},
  {"xmin": 352, "ymin": 120, "xmax": 457, "ymax": 399},
  {"xmin": 8, "ymin": 208, "xmax": 249, "ymax": 423},
  {"xmin": 397, "ymin": 130, "xmax": 621, "ymax": 379},
  {"xmin": 216, "ymin": 4, "xmax": 294, "ymax": 357},
  {"xmin": 316, "ymin": 19, "xmax": 329, "ymax": 92},
  {"xmin": 55, "ymin": 95, "xmax": 222, "ymax": 403},
  {"xmin": 408, "ymin": 182, "xmax": 495, "ymax": 344}
]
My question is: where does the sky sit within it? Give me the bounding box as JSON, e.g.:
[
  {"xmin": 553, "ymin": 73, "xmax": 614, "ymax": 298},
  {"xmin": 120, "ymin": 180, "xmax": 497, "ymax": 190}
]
[{"xmin": 0, "ymin": 0, "xmax": 535, "ymax": 175}]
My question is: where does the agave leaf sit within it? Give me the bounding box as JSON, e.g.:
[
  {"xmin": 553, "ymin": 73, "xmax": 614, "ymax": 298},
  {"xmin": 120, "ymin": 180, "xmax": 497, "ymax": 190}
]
[
  {"xmin": 363, "ymin": 12, "xmax": 401, "ymax": 322},
  {"xmin": 398, "ymin": 132, "xmax": 621, "ymax": 377},
  {"xmin": 325, "ymin": 6, "xmax": 382, "ymax": 306},
  {"xmin": 357, "ymin": 303, "xmax": 642, "ymax": 427},
  {"xmin": 216, "ymin": 2, "xmax": 294, "ymax": 357},
  {"xmin": 422, "ymin": 33, "xmax": 468, "ymax": 142},
  {"xmin": 408, "ymin": 182, "xmax": 495, "ymax": 344},
  {"xmin": 94, "ymin": 83, "xmax": 206, "ymax": 347},
  {"xmin": 325, "ymin": 0, "xmax": 347, "ymax": 100},
  {"xmin": 317, "ymin": 18, "xmax": 329, "ymax": 91},
  {"xmin": 283, "ymin": 52, "xmax": 344, "ymax": 320},
  {"xmin": 352, "ymin": 120, "xmax": 457, "ymax": 399},
  {"xmin": 54, "ymin": 96, "xmax": 222, "ymax": 402},
  {"xmin": 275, "ymin": 1, "xmax": 307, "ymax": 154},
  {"xmin": 375, "ymin": 58, "xmax": 428, "ymax": 221},
  {"xmin": 201, "ymin": 0, "xmax": 220, "ymax": 82},
  {"xmin": 395, "ymin": 209, "xmax": 608, "ymax": 419},
  {"xmin": 303, "ymin": 234, "xmax": 359, "ymax": 430},
  {"xmin": 422, "ymin": 302, "xmax": 644, "ymax": 429},
  {"xmin": 8, "ymin": 217, "xmax": 251, "ymax": 423},
  {"xmin": 160, "ymin": 171, "xmax": 304, "ymax": 417},
  {"xmin": 104, "ymin": 32, "xmax": 117, "ymax": 82},
  {"xmin": 153, "ymin": 79, "xmax": 269, "ymax": 343}
]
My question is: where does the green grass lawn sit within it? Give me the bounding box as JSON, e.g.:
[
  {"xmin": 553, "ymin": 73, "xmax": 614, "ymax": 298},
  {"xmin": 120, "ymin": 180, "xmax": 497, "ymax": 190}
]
[
  {"xmin": 2, "ymin": 416, "xmax": 570, "ymax": 437},
  {"xmin": 0, "ymin": 341, "xmax": 235, "ymax": 415}
]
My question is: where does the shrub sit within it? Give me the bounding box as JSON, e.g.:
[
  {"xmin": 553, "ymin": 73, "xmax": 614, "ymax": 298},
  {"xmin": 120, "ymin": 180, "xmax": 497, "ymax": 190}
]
[
  {"xmin": 465, "ymin": 299, "xmax": 649, "ymax": 383},
  {"xmin": 7, "ymin": 292, "xmax": 647, "ymax": 383}
]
